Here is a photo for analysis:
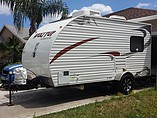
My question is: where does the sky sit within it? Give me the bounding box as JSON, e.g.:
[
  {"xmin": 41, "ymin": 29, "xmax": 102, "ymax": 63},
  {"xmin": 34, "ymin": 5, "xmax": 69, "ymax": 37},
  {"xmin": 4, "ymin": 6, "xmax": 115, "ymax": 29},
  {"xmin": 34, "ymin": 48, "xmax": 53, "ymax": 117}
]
[{"xmin": 0, "ymin": 0, "xmax": 157, "ymax": 29}]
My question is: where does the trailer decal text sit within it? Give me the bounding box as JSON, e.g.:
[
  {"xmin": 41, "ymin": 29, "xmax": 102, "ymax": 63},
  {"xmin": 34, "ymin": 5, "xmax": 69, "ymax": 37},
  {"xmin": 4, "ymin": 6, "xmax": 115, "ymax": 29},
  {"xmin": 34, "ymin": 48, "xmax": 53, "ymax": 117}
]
[{"xmin": 33, "ymin": 31, "xmax": 56, "ymax": 38}]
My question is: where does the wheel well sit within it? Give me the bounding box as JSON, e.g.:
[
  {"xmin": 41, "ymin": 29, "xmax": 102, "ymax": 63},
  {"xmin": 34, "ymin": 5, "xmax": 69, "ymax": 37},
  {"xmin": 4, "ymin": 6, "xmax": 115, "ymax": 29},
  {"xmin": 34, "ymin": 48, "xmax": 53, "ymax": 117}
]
[
  {"xmin": 115, "ymin": 71, "xmax": 134, "ymax": 81},
  {"xmin": 122, "ymin": 72, "xmax": 134, "ymax": 80}
]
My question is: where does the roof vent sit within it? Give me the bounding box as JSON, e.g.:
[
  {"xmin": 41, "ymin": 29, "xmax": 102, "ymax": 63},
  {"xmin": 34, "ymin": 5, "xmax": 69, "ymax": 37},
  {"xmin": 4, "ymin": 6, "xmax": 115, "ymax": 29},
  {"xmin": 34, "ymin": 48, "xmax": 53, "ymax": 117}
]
[
  {"xmin": 72, "ymin": 10, "xmax": 101, "ymax": 18},
  {"xmin": 109, "ymin": 15, "xmax": 126, "ymax": 20}
]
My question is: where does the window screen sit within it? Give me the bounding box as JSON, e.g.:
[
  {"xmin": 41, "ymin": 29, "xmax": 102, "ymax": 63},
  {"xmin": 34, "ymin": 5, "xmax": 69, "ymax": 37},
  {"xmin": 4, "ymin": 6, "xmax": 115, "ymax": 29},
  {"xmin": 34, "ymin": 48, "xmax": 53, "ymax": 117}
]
[{"xmin": 130, "ymin": 36, "xmax": 144, "ymax": 52}]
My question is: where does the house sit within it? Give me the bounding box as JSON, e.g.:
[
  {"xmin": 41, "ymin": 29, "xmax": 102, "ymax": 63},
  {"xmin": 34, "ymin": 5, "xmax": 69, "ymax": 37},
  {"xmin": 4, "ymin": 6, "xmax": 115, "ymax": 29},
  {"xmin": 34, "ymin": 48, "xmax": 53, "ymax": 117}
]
[
  {"xmin": 104, "ymin": 7, "xmax": 157, "ymax": 76},
  {"xmin": 104, "ymin": 7, "xmax": 157, "ymax": 35},
  {"xmin": 0, "ymin": 25, "xmax": 29, "ymax": 59},
  {"xmin": 0, "ymin": 25, "xmax": 29, "ymax": 43}
]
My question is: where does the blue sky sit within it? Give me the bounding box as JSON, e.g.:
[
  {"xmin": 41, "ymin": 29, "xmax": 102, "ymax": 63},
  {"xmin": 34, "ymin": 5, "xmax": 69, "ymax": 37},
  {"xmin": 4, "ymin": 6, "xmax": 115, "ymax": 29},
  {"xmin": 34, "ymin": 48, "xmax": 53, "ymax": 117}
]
[{"xmin": 0, "ymin": 0, "xmax": 157, "ymax": 29}]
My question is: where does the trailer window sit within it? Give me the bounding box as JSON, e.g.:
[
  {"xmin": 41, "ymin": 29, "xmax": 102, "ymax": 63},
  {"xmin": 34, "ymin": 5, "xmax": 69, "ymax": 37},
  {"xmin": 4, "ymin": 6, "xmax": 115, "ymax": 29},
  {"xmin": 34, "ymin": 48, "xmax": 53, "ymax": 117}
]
[
  {"xmin": 63, "ymin": 71, "xmax": 69, "ymax": 76},
  {"xmin": 130, "ymin": 36, "xmax": 144, "ymax": 52}
]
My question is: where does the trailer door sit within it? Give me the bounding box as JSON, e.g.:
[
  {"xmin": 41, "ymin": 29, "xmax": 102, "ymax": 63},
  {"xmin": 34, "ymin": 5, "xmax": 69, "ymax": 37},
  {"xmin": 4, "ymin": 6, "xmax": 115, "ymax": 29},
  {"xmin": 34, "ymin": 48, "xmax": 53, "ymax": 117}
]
[{"xmin": 152, "ymin": 36, "xmax": 157, "ymax": 77}]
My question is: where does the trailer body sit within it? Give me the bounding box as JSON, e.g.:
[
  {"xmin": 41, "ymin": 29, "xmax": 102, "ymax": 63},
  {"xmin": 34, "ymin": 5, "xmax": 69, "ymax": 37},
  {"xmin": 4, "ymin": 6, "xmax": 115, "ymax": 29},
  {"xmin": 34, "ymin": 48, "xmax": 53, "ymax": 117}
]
[{"xmin": 22, "ymin": 10, "xmax": 151, "ymax": 89}]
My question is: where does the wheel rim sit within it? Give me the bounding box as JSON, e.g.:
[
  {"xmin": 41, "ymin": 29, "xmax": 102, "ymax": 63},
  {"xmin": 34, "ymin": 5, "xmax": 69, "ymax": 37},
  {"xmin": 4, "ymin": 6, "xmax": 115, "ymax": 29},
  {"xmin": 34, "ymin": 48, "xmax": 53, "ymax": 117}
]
[{"xmin": 123, "ymin": 77, "xmax": 132, "ymax": 93}]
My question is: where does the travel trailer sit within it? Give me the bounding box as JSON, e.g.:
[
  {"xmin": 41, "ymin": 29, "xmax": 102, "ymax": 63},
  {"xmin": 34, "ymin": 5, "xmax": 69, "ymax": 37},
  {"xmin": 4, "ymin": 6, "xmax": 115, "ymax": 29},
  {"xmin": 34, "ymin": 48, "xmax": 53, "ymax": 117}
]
[{"xmin": 2, "ymin": 10, "xmax": 152, "ymax": 94}]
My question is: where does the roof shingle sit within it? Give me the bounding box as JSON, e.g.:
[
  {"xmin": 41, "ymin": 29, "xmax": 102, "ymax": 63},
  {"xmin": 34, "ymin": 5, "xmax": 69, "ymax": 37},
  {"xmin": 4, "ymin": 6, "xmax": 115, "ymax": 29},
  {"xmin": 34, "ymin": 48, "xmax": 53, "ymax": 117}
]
[{"xmin": 104, "ymin": 7, "xmax": 157, "ymax": 20}]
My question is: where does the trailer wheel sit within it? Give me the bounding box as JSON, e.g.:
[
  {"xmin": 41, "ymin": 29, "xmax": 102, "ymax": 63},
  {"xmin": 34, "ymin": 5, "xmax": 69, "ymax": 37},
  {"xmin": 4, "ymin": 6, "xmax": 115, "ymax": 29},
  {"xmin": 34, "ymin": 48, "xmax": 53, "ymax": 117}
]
[{"xmin": 119, "ymin": 74, "xmax": 133, "ymax": 95}]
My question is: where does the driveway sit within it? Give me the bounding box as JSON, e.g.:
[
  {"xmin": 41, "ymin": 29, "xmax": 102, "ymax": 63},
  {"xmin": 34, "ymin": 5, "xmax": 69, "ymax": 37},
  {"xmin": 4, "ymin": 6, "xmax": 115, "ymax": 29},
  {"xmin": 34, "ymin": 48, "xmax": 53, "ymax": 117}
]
[
  {"xmin": 0, "ymin": 82, "xmax": 153, "ymax": 118},
  {"xmin": 0, "ymin": 83, "xmax": 117, "ymax": 118}
]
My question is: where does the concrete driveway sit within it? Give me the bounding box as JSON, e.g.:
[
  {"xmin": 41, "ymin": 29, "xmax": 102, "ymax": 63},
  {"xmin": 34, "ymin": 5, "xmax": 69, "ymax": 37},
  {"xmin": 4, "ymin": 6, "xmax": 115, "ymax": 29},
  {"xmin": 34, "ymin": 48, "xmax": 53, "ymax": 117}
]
[
  {"xmin": 0, "ymin": 84, "xmax": 116, "ymax": 118},
  {"xmin": 0, "ymin": 80, "xmax": 153, "ymax": 118}
]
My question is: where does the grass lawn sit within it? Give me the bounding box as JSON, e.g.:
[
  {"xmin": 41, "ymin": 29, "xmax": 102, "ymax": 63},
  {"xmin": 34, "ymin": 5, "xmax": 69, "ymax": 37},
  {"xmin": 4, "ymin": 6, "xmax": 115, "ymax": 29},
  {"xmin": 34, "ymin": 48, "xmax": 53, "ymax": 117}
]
[{"xmin": 36, "ymin": 88, "xmax": 157, "ymax": 118}]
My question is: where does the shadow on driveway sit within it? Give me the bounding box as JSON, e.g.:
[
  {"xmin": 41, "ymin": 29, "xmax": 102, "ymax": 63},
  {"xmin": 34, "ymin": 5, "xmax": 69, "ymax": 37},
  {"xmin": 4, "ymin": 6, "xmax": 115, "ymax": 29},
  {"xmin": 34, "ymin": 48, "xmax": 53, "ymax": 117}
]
[{"xmin": 1, "ymin": 80, "xmax": 154, "ymax": 109}]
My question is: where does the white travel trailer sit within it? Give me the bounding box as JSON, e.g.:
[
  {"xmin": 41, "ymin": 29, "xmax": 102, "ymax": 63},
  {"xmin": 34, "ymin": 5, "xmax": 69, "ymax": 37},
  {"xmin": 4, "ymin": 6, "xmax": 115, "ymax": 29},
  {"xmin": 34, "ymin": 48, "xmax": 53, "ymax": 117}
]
[{"xmin": 22, "ymin": 10, "xmax": 151, "ymax": 94}]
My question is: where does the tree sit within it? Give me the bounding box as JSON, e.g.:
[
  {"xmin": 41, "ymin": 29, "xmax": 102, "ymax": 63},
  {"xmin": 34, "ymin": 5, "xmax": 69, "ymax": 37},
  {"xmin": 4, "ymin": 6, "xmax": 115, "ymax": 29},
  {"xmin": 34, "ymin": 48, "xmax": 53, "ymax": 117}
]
[
  {"xmin": 0, "ymin": 0, "xmax": 69, "ymax": 36},
  {"xmin": 0, "ymin": 35, "xmax": 24, "ymax": 63}
]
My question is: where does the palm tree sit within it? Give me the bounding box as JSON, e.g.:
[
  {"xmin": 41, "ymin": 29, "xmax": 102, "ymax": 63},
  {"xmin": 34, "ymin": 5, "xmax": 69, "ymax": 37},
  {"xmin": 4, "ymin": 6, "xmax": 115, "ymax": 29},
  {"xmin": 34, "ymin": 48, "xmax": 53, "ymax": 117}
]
[
  {"xmin": 0, "ymin": 0, "xmax": 68, "ymax": 36},
  {"xmin": 0, "ymin": 35, "xmax": 24, "ymax": 63}
]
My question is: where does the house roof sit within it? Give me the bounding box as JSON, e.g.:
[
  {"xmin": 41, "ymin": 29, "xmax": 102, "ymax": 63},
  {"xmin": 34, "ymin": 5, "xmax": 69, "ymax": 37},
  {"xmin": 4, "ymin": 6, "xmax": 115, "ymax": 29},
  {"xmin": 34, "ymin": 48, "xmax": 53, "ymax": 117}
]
[
  {"xmin": 0, "ymin": 25, "xmax": 29, "ymax": 43},
  {"xmin": 104, "ymin": 7, "xmax": 157, "ymax": 20},
  {"xmin": 0, "ymin": 35, "xmax": 4, "ymax": 42}
]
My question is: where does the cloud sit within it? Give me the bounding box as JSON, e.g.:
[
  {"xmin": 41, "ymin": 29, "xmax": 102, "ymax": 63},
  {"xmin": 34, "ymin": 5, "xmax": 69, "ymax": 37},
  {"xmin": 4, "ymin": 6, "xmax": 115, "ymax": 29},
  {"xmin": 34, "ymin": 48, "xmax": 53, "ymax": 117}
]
[
  {"xmin": 41, "ymin": 14, "xmax": 61, "ymax": 25},
  {"xmin": 69, "ymin": 4, "xmax": 113, "ymax": 16},
  {"xmin": 135, "ymin": 2, "xmax": 157, "ymax": 9},
  {"xmin": 136, "ymin": 3, "xmax": 152, "ymax": 8},
  {"xmin": 82, "ymin": 4, "xmax": 113, "ymax": 15},
  {"xmin": 42, "ymin": 4, "xmax": 113, "ymax": 25},
  {"xmin": 0, "ymin": 4, "xmax": 11, "ymax": 15}
]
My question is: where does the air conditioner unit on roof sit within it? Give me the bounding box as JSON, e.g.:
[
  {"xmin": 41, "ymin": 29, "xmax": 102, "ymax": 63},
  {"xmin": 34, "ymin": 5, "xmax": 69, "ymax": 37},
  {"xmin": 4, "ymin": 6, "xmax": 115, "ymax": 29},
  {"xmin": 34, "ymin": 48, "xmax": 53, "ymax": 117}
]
[
  {"xmin": 109, "ymin": 15, "xmax": 126, "ymax": 20},
  {"xmin": 72, "ymin": 9, "xmax": 101, "ymax": 18}
]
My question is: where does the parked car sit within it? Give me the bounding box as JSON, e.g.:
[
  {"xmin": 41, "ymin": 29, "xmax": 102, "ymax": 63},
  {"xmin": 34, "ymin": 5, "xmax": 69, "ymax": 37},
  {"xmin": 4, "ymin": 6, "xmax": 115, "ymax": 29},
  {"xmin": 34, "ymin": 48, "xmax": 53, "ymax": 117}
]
[{"xmin": 1, "ymin": 64, "xmax": 27, "ymax": 87}]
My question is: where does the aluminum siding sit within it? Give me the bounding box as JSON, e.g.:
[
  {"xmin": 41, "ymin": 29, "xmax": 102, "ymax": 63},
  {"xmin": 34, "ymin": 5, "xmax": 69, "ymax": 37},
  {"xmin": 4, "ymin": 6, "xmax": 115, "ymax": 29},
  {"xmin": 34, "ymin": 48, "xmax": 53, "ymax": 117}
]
[{"xmin": 49, "ymin": 16, "xmax": 151, "ymax": 87}]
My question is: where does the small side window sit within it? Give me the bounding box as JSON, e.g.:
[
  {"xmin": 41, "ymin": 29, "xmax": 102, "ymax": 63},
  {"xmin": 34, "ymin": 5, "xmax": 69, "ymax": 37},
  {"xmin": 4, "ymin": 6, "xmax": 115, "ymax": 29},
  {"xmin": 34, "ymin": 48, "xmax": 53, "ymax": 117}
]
[
  {"xmin": 130, "ymin": 36, "xmax": 144, "ymax": 52},
  {"xmin": 63, "ymin": 71, "xmax": 69, "ymax": 76}
]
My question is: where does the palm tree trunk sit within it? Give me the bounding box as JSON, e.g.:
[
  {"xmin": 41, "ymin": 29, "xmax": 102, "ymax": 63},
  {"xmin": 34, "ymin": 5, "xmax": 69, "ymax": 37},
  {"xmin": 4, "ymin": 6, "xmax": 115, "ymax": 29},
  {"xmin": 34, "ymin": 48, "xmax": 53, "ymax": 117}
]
[{"xmin": 29, "ymin": 20, "xmax": 36, "ymax": 36}]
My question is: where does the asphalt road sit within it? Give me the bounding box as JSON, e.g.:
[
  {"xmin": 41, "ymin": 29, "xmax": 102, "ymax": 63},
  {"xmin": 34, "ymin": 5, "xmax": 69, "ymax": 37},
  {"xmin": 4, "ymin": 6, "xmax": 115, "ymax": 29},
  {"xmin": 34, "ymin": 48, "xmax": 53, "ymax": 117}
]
[{"xmin": 0, "ymin": 81, "xmax": 154, "ymax": 118}]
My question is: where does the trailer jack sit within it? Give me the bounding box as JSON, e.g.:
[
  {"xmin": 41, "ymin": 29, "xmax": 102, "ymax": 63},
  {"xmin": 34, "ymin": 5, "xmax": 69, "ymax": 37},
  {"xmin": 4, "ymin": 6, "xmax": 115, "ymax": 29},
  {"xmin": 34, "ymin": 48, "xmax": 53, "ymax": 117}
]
[{"xmin": 8, "ymin": 72, "xmax": 14, "ymax": 106}]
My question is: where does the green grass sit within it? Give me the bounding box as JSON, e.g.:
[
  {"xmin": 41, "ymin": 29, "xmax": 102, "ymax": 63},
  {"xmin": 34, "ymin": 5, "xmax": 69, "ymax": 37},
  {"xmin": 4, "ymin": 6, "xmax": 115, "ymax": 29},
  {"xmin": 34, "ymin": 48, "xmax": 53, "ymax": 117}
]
[{"xmin": 36, "ymin": 88, "xmax": 157, "ymax": 118}]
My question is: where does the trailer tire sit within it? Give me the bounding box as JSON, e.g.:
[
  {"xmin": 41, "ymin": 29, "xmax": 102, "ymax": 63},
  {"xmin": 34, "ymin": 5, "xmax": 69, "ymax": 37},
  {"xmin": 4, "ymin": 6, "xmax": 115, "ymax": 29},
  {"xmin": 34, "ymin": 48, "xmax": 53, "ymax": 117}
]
[{"xmin": 119, "ymin": 74, "xmax": 133, "ymax": 95}]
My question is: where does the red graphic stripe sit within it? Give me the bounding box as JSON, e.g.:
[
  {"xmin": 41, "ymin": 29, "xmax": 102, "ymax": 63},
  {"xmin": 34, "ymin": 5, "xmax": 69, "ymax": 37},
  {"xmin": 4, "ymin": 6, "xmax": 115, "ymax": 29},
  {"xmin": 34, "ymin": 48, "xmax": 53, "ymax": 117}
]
[
  {"xmin": 50, "ymin": 37, "xmax": 99, "ymax": 64},
  {"xmin": 101, "ymin": 51, "xmax": 120, "ymax": 56}
]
